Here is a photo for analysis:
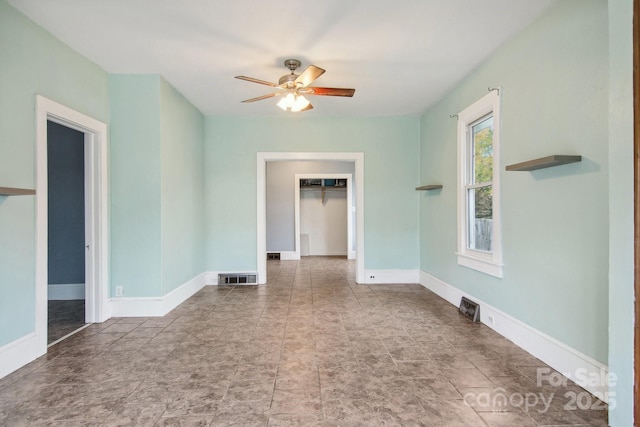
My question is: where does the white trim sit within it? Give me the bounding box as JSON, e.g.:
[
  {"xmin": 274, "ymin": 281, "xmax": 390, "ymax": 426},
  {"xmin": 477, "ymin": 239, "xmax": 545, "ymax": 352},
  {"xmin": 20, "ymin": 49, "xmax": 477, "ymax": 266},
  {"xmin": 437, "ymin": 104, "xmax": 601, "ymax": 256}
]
[
  {"xmin": 456, "ymin": 252, "xmax": 504, "ymax": 279},
  {"xmin": 419, "ymin": 271, "xmax": 609, "ymax": 400},
  {"xmin": 204, "ymin": 272, "xmax": 219, "ymax": 285},
  {"xmin": 0, "ymin": 332, "xmax": 40, "ymax": 379},
  {"xmin": 47, "ymin": 284, "xmax": 85, "ymax": 300},
  {"xmin": 278, "ymin": 251, "xmax": 299, "ymax": 261},
  {"xmin": 456, "ymin": 91, "xmax": 503, "ymax": 278},
  {"xmin": 364, "ymin": 269, "xmax": 420, "ymax": 284},
  {"xmin": 257, "ymin": 152, "xmax": 365, "ymax": 284},
  {"xmin": 34, "ymin": 95, "xmax": 110, "ymax": 370},
  {"xmin": 295, "ymin": 173, "xmax": 353, "ymax": 260},
  {"xmin": 111, "ymin": 272, "xmax": 206, "ymax": 317}
]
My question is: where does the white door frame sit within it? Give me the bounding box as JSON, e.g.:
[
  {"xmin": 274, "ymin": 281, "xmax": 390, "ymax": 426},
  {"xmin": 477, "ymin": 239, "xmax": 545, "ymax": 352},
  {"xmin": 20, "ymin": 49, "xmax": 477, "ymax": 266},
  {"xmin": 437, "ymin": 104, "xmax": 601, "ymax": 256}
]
[
  {"xmin": 295, "ymin": 173, "xmax": 354, "ymax": 260},
  {"xmin": 257, "ymin": 152, "xmax": 365, "ymax": 284},
  {"xmin": 35, "ymin": 95, "xmax": 110, "ymax": 351}
]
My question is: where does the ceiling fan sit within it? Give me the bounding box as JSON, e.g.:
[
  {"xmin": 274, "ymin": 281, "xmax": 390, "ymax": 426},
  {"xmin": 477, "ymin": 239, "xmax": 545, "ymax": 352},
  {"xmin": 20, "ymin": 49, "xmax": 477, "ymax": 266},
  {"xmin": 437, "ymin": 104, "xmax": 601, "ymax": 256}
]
[{"xmin": 235, "ymin": 59, "xmax": 355, "ymax": 112}]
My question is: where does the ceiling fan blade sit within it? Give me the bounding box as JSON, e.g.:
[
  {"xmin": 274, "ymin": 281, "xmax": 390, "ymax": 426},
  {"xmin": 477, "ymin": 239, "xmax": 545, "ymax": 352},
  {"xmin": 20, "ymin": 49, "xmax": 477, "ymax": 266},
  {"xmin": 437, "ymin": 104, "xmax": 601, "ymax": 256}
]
[
  {"xmin": 294, "ymin": 65, "xmax": 325, "ymax": 87},
  {"xmin": 301, "ymin": 87, "xmax": 356, "ymax": 97},
  {"xmin": 235, "ymin": 76, "xmax": 278, "ymax": 87},
  {"xmin": 241, "ymin": 93, "xmax": 279, "ymax": 103}
]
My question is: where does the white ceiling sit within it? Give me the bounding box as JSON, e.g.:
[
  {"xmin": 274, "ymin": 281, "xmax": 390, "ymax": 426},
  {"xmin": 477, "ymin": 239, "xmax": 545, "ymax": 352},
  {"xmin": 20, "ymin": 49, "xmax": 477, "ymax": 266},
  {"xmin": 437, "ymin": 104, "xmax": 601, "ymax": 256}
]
[{"xmin": 9, "ymin": 0, "xmax": 555, "ymax": 117}]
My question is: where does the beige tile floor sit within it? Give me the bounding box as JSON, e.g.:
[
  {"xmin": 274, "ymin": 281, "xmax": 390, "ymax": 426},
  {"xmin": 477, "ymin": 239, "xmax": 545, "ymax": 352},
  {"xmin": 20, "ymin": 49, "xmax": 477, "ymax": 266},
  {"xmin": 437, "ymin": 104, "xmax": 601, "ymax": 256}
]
[{"xmin": 0, "ymin": 257, "xmax": 608, "ymax": 426}]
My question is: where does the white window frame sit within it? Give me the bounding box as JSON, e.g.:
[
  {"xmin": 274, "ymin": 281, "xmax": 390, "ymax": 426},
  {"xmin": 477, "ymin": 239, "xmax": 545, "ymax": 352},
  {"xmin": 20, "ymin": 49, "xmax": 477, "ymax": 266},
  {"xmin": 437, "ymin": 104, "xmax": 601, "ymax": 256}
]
[{"xmin": 456, "ymin": 91, "xmax": 503, "ymax": 278}]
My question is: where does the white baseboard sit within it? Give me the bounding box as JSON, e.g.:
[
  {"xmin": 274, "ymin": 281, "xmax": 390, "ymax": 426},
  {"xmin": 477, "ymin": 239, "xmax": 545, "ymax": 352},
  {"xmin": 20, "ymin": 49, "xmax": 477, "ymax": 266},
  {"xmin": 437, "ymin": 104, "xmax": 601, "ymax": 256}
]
[
  {"xmin": 279, "ymin": 251, "xmax": 299, "ymax": 261},
  {"xmin": 111, "ymin": 272, "xmax": 206, "ymax": 317},
  {"xmin": 268, "ymin": 252, "xmax": 353, "ymax": 261},
  {"xmin": 48, "ymin": 283, "xmax": 85, "ymax": 300},
  {"xmin": 310, "ymin": 251, "xmax": 348, "ymax": 257},
  {"xmin": 0, "ymin": 332, "xmax": 46, "ymax": 380},
  {"xmin": 419, "ymin": 271, "xmax": 609, "ymax": 400},
  {"xmin": 363, "ymin": 269, "xmax": 419, "ymax": 284},
  {"xmin": 204, "ymin": 271, "xmax": 219, "ymax": 285}
]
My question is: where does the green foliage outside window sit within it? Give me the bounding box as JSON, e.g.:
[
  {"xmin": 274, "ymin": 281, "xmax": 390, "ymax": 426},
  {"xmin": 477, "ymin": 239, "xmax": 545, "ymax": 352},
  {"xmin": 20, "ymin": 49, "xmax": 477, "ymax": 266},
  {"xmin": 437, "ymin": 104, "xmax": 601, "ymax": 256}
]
[{"xmin": 472, "ymin": 119, "xmax": 493, "ymax": 219}]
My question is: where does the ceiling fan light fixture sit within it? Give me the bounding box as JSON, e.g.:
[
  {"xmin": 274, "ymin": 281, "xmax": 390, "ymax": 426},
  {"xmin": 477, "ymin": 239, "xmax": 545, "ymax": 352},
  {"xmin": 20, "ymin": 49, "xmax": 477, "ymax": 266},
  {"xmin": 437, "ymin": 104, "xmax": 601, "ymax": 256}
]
[
  {"xmin": 291, "ymin": 94, "xmax": 310, "ymax": 112},
  {"xmin": 236, "ymin": 59, "xmax": 354, "ymax": 112},
  {"xmin": 277, "ymin": 92, "xmax": 309, "ymax": 112},
  {"xmin": 277, "ymin": 93, "xmax": 295, "ymax": 111}
]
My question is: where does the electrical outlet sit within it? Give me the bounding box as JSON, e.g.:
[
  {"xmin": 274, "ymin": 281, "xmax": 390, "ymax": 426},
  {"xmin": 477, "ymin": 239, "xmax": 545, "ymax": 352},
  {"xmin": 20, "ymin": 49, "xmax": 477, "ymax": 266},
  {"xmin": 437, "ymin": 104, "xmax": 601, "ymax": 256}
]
[
  {"xmin": 115, "ymin": 286, "xmax": 124, "ymax": 297},
  {"xmin": 487, "ymin": 314, "xmax": 495, "ymax": 325},
  {"xmin": 369, "ymin": 275, "xmax": 375, "ymax": 279}
]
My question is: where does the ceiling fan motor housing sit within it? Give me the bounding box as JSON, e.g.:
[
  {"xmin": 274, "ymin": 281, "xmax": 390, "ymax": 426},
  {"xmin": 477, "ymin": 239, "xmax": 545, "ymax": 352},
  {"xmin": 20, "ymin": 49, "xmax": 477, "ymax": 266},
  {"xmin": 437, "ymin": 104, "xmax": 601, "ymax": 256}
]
[
  {"xmin": 284, "ymin": 59, "xmax": 301, "ymax": 72},
  {"xmin": 278, "ymin": 73, "xmax": 299, "ymax": 87}
]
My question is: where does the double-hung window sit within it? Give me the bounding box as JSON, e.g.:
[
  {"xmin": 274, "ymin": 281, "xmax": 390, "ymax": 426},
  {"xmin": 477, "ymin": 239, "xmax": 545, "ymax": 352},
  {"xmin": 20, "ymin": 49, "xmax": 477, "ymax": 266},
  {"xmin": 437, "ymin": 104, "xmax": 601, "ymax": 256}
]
[{"xmin": 456, "ymin": 91, "xmax": 503, "ymax": 278}]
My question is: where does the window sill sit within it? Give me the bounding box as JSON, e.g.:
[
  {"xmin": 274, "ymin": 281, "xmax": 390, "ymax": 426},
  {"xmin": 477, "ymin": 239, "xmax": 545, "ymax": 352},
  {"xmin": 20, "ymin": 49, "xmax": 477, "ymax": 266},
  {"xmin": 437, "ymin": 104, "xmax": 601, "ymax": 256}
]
[{"xmin": 456, "ymin": 252, "xmax": 503, "ymax": 278}]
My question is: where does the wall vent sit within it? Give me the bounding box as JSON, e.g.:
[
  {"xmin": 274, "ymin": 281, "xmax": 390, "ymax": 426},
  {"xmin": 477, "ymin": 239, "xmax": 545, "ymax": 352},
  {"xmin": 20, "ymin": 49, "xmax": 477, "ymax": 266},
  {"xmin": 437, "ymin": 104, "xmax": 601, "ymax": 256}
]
[
  {"xmin": 459, "ymin": 296, "xmax": 480, "ymax": 322},
  {"xmin": 267, "ymin": 253, "xmax": 280, "ymax": 260},
  {"xmin": 218, "ymin": 273, "xmax": 257, "ymax": 285}
]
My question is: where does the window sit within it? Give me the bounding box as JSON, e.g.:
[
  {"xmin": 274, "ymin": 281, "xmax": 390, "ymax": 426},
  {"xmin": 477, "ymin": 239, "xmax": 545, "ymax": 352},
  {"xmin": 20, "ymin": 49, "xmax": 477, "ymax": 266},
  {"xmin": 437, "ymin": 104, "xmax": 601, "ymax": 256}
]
[{"xmin": 456, "ymin": 91, "xmax": 503, "ymax": 278}]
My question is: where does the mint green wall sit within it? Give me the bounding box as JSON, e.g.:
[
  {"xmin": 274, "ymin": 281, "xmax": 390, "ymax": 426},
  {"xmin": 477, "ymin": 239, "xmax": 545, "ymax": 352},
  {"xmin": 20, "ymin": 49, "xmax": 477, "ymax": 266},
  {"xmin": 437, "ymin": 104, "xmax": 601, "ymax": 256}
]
[
  {"xmin": 607, "ymin": 0, "xmax": 634, "ymax": 424},
  {"xmin": 160, "ymin": 78, "xmax": 204, "ymax": 294},
  {"xmin": 109, "ymin": 75, "xmax": 162, "ymax": 297},
  {"xmin": 0, "ymin": 0, "xmax": 108, "ymax": 346},
  {"xmin": 1, "ymin": 4, "xmax": 635, "ymax": 423},
  {"xmin": 419, "ymin": 0, "xmax": 609, "ymax": 363},
  {"xmin": 110, "ymin": 75, "xmax": 204, "ymax": 297},
  {"xmin": 204, "ymin": 116, "xmax": 420, "ymax": 273}
]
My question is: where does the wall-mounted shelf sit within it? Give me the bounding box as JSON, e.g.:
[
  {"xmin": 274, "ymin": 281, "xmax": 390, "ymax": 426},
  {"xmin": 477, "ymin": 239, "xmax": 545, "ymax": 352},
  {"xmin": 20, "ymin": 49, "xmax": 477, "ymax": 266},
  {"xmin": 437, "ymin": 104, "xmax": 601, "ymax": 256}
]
[
  {"xmin": 0, "ymin": 187, "xmax": 36, "ymax": 196},
  {"xmin": 505, "ymin": 155, "xmax": 582, "ymax": 172},
  {"xmin": 416, "ymin": 184, "xmax": 443, "ymax": 191}
]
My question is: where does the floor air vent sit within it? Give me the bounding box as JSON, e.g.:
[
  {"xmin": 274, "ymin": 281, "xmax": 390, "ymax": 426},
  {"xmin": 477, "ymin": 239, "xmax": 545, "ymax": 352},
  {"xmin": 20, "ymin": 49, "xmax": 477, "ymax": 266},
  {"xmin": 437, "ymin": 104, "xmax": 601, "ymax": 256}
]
[
  {"xmin": 218, "ymin": 273, "xmax": 257, "ymax": 285},
  {"xmin": 459, "ymin": 297, "xmax": 480, "ymax": 322},
  {"xmin": 267, "ymin": 253, "xmax": 280, "ymax": 260}
]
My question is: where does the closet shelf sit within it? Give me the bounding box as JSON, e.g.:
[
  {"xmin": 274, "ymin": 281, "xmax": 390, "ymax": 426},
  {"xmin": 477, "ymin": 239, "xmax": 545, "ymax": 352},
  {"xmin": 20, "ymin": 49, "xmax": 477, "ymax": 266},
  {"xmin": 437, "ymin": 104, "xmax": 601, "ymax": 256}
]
[
  {"xmin": 415, "ymin": 185, "xmax": 443, "ymax": 191},
  {"xmin": 300, "ymin": 186, "xmax": 346, "ymax": 191},
  {"xmin": 0, "ymin": 187, "xmax": 36, "ymax": 196},
  {"xmin": 505, "ymin": 155, "xmax": 581, "ymax": 171},
  {"xmin": 301, "ymin": 185, "xmax": 346, "ymax": 205}
]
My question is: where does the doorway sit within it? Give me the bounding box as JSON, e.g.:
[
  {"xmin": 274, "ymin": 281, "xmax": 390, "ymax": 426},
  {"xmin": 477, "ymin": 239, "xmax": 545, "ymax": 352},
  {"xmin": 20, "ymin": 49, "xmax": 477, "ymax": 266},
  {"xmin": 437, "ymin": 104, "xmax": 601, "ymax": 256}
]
[
  {"xmin": 257, "ymin": 152, "xmax": 365, "ymax": 284},
  {"xmin": 35, "ymin": 95, "xmax": 110, "ymax": 354},
  {"xmin": 46, "ymin": 121, "xmax": 87, "ymax": 344},
  {"xmin": 295, "ymin": 174, "xmax": 354, "ymax": 259}
]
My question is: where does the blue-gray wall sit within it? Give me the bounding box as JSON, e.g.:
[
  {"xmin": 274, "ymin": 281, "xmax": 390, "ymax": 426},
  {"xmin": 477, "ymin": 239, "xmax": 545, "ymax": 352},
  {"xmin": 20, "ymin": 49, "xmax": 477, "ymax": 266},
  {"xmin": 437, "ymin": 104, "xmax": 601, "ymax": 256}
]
[{"xmin": 47, "ymin": 121, "xmax": 85, "ymax": 286}]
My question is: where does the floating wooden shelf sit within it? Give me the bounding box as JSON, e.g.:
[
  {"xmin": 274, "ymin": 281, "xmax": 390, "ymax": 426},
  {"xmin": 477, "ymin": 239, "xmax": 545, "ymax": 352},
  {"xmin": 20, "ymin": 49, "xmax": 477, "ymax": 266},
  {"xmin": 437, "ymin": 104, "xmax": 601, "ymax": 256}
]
[
  {"xmin": 505, "ymin": 155, "xmax": 582, "ymax": 171},
  {"xmin": 416, "ymin": 185, "xmax": 443, "ymax": 191},
  {"xmin": 0, "ymin": 187, "xmax": 36, "ymax": 196}
]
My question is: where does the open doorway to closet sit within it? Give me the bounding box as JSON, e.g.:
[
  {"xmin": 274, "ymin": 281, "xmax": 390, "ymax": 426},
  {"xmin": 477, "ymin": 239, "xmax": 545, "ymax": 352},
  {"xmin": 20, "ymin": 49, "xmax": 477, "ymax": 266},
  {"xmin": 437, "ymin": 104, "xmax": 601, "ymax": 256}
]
[{"xmin": 296, "ymin": 174, "xmax": 354, "ymax": 260}]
